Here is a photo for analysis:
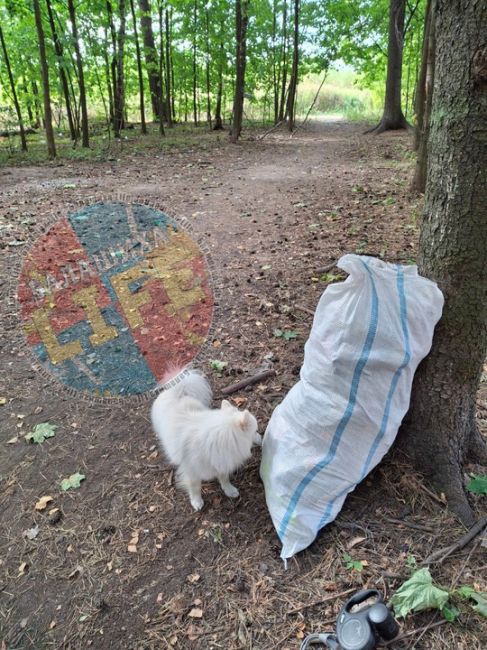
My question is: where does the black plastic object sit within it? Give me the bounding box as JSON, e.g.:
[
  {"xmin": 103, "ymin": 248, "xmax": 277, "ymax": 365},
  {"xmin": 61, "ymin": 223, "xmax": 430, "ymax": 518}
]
[{"xmin": 334, "ymin": 590, "xmax": 399, "ymax": 650}]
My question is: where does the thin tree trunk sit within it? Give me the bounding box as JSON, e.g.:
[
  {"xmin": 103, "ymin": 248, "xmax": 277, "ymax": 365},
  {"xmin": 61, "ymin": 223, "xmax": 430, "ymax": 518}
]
[
  {"xmin": 367, "ymin": 0, "xmax": 410, "ymax": 134},
  {"xmin": 33, "ymin": 0, "xmax": 56, "ymax": 158},
  {"xmin": 213, "ymin": 36, "xmax": 224, "ymax": 130},
  {"xmin": 31, "ymin": 80, "xmax": 42, "ymax": 128},
  {"xmin": 129, "ymin": 0, "xmax": 147, "ymax": 133},
  {"xmin": 285, "ymin": 0, "xmax": 299, "ymax": 132},
  {"xmin": 411, "ymin": 0, "xmax": 435, "ymax": 193},
  {"xmin": 400, "ymin": 0, "xmax": 487, "ymax": 526},
  {"xmin": 0, "ymin": 25, "xmax": 27, "ymax": 151},
  {"xmin": 67, "ymin": 0, "xmax": 89, "ymax": 147},
  {"xmin": 113, "ymin": 0, "xmax": 126, "ymax": 137},
  {"xmin": 192, "ymin": 0, "xmax": 198, "ymax": 126},
  {"xmin": 413, "ymin": 0, "xmax": 432, "ymax": 151},
  {"xmin": 157, "ymin": 0, "xmax": 168, "ymax": 129},
  {"xmin": 106, "ymin": 1, "xmax": 118, "ymax": 127},
  {"xmin": 170, "ymin": 9, "xmax": 176, "ymax": 121},
  {"xmin": 230, "ymin": 0, "xmax": 249, "ymax": 143},
  {"xmin": 205, "ymin": 8, "xmax": 212, "ymax": 128},
  {"xmin": 164, "ymin": 8, "xmax": 173, "ymax": 126},
  {"xmin": 272, "ymin": 3, "xmax": 279, "ymax": 124},
  {"xmin": 139, "ymin": 0, "xmax": 163, "ymax": 124},
  {"xmin": 45, "ymin": 0, "xmax": 76, "ymax": 141},
  {"xmin": 278, "ymin": 0, "xmax": 288, "ymax": 122}
]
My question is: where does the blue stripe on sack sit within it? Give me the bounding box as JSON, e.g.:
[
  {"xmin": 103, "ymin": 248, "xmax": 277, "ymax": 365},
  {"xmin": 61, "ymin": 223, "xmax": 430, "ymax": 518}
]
[
  {"xmin": 277, "ymin": 261, "xmax": 379, "ymax": 541},
  {"xmin": 316, "ymin": 265, "xmax": 412, "ymax": 530}
]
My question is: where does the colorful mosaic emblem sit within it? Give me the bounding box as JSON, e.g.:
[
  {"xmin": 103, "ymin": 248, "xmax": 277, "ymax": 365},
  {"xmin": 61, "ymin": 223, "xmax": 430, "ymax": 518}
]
[{"xmin": 17, "ymin": 202, "xmax": 214, "ymax": 398}]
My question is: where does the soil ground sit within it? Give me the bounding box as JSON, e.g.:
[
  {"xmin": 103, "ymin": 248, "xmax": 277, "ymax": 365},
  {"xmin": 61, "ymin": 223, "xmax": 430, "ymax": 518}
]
[{"xmin": 1, "ymin": 119, "xmax": 486, "ymax": 649}]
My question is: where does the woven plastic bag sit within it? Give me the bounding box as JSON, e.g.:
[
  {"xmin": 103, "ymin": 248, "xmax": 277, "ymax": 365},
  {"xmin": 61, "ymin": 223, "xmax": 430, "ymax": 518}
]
[{"xmin": 260, "ymin": 254, "xmax": 444, "ymax": 560}]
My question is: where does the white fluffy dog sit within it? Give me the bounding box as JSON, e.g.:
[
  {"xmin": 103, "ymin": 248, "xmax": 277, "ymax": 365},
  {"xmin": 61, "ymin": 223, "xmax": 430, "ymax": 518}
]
[{"xmin": 151, "ymin": 370, "xmax": 261, "ymax": 510}]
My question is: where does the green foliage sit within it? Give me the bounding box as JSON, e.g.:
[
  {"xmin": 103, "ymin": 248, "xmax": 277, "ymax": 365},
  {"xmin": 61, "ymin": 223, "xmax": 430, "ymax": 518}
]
[
  {"xmin": 342, "ymin": 552, "xmax": 364, "ymax": 572},
  {"xmin": 210, "ymin": 359, "xmax": 228, "ymax": 374},
  {"xmin": 391, "ymin": 569, "xmax": 449, "ymax": 618},
  {"xmin": 60, "ymin": 472, "xmax": 86, "ymax": 491},
  {"xmin": 273, "ymin": 328, "xmax": 298, "ymax": 341},
  {"xmin": 466, "ymin": 474, "xmax": 487, "ymax": 495},
  {"xmin": 25, "ymin": 422, "xmax": 57, "ymax": 444}
]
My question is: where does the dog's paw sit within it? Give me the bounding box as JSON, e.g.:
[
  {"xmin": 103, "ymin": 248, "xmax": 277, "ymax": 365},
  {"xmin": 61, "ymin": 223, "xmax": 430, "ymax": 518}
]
[
  {"xmin": 190, "ymin": 496, "xmax": 204, "ymax": 511},
  {"xmin": 223, "ymin": 484, "xmax": 240, "ymax": 499}
]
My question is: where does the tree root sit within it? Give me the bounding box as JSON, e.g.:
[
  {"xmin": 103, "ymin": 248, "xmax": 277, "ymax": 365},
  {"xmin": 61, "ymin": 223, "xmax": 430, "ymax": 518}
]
[
  {"xmin": 467, "ymin": 424, "xmax": 487, "ymax": 465},
  {"xmin": 364, "ymin": 115, "xmax": 412, "ymax": 135}
]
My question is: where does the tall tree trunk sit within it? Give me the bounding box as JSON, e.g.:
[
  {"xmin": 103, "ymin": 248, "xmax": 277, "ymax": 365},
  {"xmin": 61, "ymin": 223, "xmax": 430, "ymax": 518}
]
[
  {"xmin": 33, "ymin": 0, "xmax": 56, "ymax": 158},
  {"xmin": 272, "ymin": 2, "xmax": 279, "ymax": 124},
  {"xmin": 230, "ymin": 0, "xmax": 249, "ymax": 143},
  {"xmin": 31, "ymin": 80, "xmax": 42, "ymax": 128},
  {"xmin": 106, "ymin": 0, "xmax": 118, "ymax": 127},
  {"xmin": 45, "ymin": 0, "xmax": 76, "ymax": 141},
  {"xmin": 213, "ymin": 36, "xmax": 224, "ymax": 130},
  {"xmin": 138, "ymin": 0, "xmax": 163, "ymax": 123},
  {"xmin": 24, "ymin": 82, "xmax": 34, "ymax": 126},
  {"xmin": 67, "ymin": 0, "xmax": 89, "ymax": 147},
  {"xmin": 113, "ymin": 0, "xmax": 126, "ymax": 137},
  {"xmin": 205, "ymin": 8, "xmax": 212, "ymax": 128},
  {"xmin": 129, "ymin": 0, "xmax": 147, "ymax": 133},
  {"xmin": 192, "ymin": 0, "xmax": 198, "ymax": 127},
  {"xmin": 164, "ymin": 8, "xmax": 173, "ymax": 126},
  {"xmin": 0, "ymin": 25, "xmax": 27, "ymax": 151},
  {"xmin": 367, "ymin": 0, "xmax": 410, "ymax": 134},
  {"xmin": 170, "ymin": 9, "xmax": 176, "ymax": 121},
  {"xmin": 400, "ymin": 0, "xmax": 487, "ymax": 526},
  {"xmin": 156, "ymin": 0, "xmax": 168, "ymax": 129},
  {"xmin": 411, "ymin": 0, "xmax": 435, "ymax": 193},
  {"xmin": 285, "ymin": 0, "xmax": 299, "ymax": 132},
  {"xmin": 102, "ymin": 25, "xmax": 114, "ymax": 124},
  {"xmin": 278, "ymin": 0, "xmax": 288, "ymax": 122}
]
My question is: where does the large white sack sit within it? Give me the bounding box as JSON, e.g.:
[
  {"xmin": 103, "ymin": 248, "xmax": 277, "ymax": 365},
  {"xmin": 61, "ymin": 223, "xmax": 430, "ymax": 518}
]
[{"xmin": 260, "ymin": 254, "xmax": 444, "ymax": 560}]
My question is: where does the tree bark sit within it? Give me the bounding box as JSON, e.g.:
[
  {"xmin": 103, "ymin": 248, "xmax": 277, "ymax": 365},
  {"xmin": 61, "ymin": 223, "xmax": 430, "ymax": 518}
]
[
  {"xmin": 278, "ymin": 0, "xmax": 288, "ymax": 123},
  {"xmin": 411, "ymin": 0, "xmax": 435, "ymax": 193},
  {"xmin": 129, "ymin": 0, "xmax": 147, "ymax": 133},
  {"xmin": 164, "ymin": 7, "xmax": 173, "ymax": 126},
  {"xmin": 192, "ymin": 0, "xmax": 198, "ymax": 127},
  {"xmin": 45, "ymin": 0, "xmax": 76, "ymax": 141},
  {"xmin": 367, "ymin": 0, "xmax": 410, "ymax": 134},
  {"xmin": 413, "ymin": 0, "xmax": 432, "ymax": 152},
  {"xmin": 230, "ymin": 0, "xmax": 249, "ymax": 143},
  {"xmin": 285, "ymin": 0, "xmax": 299, "ymax": 132},
  {"xmin": 0, "ymin": 24, "xmax": 27, "ymax": 151},
  {"xmin": 33, "ymin": 0, "xmax": 56, "ymax": 158},
  {"xmin": 67, "ymin": 0, "xmax": 89, "ymax": 147},
  {"xmin": 213, "ymin": 37, "xmax": 225, "ymax": 130},
  {"xmin": 400, "ymin": 0, "xmax": 487, "ymax": 526},
  {"xmin": 113, "ymin": 0, "xmax": 126, "ymax": 137},
  {"xmin": 138, "ymin": 0, "xmax": 164, "ymax": 122},
  {"xmin": 205, "ymin": 8, "xmax": 212, "ymax": 128},
  {"xmin": 157, "ymin": 0, "xmax": 168, "ymax": 131}
]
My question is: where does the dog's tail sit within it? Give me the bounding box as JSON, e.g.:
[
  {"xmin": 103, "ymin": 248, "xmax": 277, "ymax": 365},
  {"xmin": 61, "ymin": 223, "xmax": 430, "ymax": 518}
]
[{"xmin": 160, "ymin": 368, "xmax": 212, "ymax": 406}]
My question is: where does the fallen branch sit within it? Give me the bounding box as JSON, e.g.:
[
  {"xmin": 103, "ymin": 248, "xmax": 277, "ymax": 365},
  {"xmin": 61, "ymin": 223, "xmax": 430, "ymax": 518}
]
[
  {"xmin": 287, "ymin": 587, "xmax": 356, "ymax": 615},
  {"xmin": 291, "ymin": 69, "xmax": 329, "ymax": 137},
  {"xmin": 381, "ymin": 517, "xmax": 435, "ymax": 534},
  {"xmin": 258, "ymin": 120, "xmax": 284, "ymax": 141},
  {"xmin": 221, "ymin": 369, "xmax": 276, "ymax": 395},
  {"xmin": 294, "ymin": 304, "xmax": 315, "ymax": 317},
  {"xmin": 316, "ymin": 261, "xmax": 337, "ymax": 275},
  {"xmin": 384, "ymin": 618, "xmax": 447, "ymax": 646},
  {"xmin": 422, "ymin": 516, "xmax": 487, "ymax": 565}
]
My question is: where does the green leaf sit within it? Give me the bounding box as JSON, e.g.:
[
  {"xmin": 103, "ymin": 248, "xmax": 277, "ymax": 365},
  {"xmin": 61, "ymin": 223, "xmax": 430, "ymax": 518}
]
[
  {"xmin": 282, "ymin": 330, "xmax": 298, "ymax": 341},
  {"xmin": 342, "ymin": 553, "xmax": 364, "ymax": 572},
  {"xmin": 466, "ymin": 474, "xmax": 487, "ymax": 495},
  {"xmin": 210, "ymin": 360, "xmax": 227, "ymax": 373},
  {"xmin": 456, "ymin": 586, "xmax": 487, "ymax": 618},
  {"xmin": 60, "ymin": 472, "xmax": 85, "ymax": 491},
  {"xmin": 25, "ymin": 422, "xmax": 57, "ymax": 444},
  {"xmin": 390, "ymin": 568, "xmax": 449, "ymax": 618},
  {"xmin": 441, "ymin": 603, "xmax": 460, "ymax": 622},
  {"xmin": 382, "ymin": 197, "xmax": 396, "ymax": 206}
]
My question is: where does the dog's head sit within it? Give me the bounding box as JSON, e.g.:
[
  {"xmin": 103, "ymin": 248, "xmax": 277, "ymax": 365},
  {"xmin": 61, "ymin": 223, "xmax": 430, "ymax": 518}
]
[{"xmin": 221, "ymin": 399, "xmax": 258, "ymax": 438}]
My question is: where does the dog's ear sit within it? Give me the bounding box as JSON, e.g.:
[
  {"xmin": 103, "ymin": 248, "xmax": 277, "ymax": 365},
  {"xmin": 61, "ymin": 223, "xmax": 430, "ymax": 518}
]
[
  {"xmin": 221, "ymin": 399, "xmax": 232, "ymax": 410},
  {"xmin": 236, "ymin": 410, "xmax": 251, "ymax": 430}
]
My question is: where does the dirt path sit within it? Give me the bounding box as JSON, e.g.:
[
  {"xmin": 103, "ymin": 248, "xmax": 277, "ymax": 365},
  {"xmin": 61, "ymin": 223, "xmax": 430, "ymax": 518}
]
[{"xmin": 1, "ymin": 120, "xmax": 485, "ymax": 649}]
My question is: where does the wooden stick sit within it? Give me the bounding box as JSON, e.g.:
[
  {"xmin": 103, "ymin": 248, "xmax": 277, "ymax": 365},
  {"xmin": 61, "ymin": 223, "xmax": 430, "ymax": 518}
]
[
  {"xmin": 258, "ymin": 119, "xmax": 284, "ymax": 141},
  {"xmin": 384, "ymin": 618, "xmax": 447, "ymax": 645},
  {"xmin": 316, "ymin": 261, "xmax": 337, "ymax": 275},
  {"xmin": 294, "ymin": 303, "xmax": 315, "ymax": 316},
  {"xmin": 381, "ymin": 517, "xmax": 435, "ymax": 534},
  {"xmin": 422, "ymin": 516, "xmax": 487, "ymax": 565},
  {"xmin": 220, "ymin": 369, "xmax": 276, "ymax": 395},
  {"xmin": 287, "ymin": 587, "xmax": 356, "ymax": 615}
]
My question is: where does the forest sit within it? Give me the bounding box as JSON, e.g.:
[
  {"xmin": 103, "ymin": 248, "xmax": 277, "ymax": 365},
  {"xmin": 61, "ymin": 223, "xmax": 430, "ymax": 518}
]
[
  {"xmin": 1, "ymin": 1, "xmax": 486, "ymax": 649},
  {"xmin": 0, "ymin": 0, "xmax": 427, "ymax": 154}
]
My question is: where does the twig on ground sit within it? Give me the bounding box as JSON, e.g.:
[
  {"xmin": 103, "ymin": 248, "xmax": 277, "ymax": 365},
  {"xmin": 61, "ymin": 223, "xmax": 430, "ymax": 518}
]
[
  {"xmin": 381, "ymin": 517, "xmax": 435, "ymax": 534},
  {"xmin": 294, "ymin": 304, "xmax": 315, "ymax": 317},
  {"xmin": 258, "ymin": 120, "xmax": 284, "ymax": 141},
  {"xmin": 220, "ymin": 369, "xmax": 276, "ymax": 395},
  {"xmin": 383, "ymin": 618, "xmax": 447, "ymax": 646},
  {"xmin": 316, "ymin": 261, "xmax": 337, "ymax": 275},
  {"xmin": 422, "ymin": 517, "xmax": 487, "ymax": 565},
  {"xmin": 287, "ymin": 587, "xmax": 356, "ymax": 615},
  {"xmin": 411, "ymin": 476, "xmax": 446, "ymax": 506}
]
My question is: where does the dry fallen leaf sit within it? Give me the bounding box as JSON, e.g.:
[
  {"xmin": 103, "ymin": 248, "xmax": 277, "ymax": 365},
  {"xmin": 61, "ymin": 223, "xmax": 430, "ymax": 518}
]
[
  {"xmin": 18, "ymin": 561, "xmax": 28, "ymax": 574},
  {"xmin": 49, "ymin": 620, "xmax": 56, "ymax": 629},
  {"xmin": 187, "ymin": 573, "xmax": 200, "ymax": 583},
  {"xmin": 232, "ymin": 396, "xmax": 247, "ymax": 407},
  {"xmin": 188, "ymin": 607, "xmax": 203, "ymax": 619},
  {"xmin": 35, "ymin": 495, "xmax": 53, "ymax": 511},
  {"xmin": 6, "ymin": 437, "xmax": 18, "ymax": 444},
  {"xmin": 128, "ymin": 530, "xmax": 139, "ymax": 552},
  {"xmin": 24, "ymin": 525, "xmax": 40, "ymax": 540},
  {"xmin": 347, "ymin": 536, "xmax": 366, "ymax": 550},
  {"xmin": 148, "ymin": 450, "xmax": 158, "ymax": 460},
  {"xmin": 148, "ymin": 505, "xmax": 156, "ymax": 513},
  {"xmin": 127, "ymin": 545, "xmax": 137, "ymax": 553}
]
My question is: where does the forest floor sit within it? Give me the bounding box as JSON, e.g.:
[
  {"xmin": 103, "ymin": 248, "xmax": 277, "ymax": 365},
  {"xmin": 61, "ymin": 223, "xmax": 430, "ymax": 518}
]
[{"xmin": 1, "ymin": 119, "xmax": 486, "ymax": 649}]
